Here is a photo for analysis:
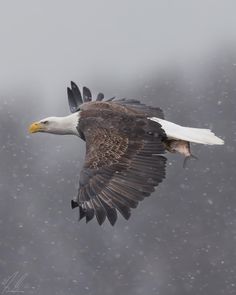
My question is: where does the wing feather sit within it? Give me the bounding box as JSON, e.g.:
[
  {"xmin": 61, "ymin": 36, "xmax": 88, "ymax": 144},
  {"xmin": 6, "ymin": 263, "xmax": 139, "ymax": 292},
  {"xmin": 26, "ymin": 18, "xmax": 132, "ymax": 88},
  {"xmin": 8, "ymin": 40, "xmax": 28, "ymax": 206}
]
[
  {"xmin": 83, "ymin": 87, "xmax": 92, "ymax": 102},
  {"xmin": 73, "ymin": 108, "xmax": 166, "ymax": 225},
  {"xmin": 96, "ymin": 93, "xmax": 104, "ymax": 101}
]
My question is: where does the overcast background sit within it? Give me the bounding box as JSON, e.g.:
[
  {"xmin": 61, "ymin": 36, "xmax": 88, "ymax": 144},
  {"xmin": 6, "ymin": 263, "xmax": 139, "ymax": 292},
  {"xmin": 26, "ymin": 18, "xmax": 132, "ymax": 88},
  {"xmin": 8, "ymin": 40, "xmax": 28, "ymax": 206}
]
[{"xmin": 0, "ymin": 1, "xmax": 236, "ymax": 294}]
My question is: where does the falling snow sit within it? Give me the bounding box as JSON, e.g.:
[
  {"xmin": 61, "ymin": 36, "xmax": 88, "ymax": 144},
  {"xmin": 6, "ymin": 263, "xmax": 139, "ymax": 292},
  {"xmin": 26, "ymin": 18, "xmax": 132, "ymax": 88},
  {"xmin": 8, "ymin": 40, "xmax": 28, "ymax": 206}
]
[{"xmin": 1, "ymin": 3, "xmax": 236, "ymax": 293}]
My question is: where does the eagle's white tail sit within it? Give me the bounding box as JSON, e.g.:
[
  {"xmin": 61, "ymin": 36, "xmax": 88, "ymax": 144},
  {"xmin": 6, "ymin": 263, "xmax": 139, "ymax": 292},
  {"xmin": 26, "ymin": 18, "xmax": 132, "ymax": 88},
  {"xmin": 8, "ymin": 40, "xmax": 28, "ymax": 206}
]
[{"xmin": 149, "ymin": 117, "xmax": 224, "ymax": 145}]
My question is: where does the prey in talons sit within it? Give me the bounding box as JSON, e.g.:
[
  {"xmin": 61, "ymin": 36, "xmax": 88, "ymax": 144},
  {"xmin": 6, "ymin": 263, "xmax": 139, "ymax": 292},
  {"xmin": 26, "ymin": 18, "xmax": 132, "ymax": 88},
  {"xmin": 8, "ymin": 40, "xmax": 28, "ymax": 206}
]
[{"xmin": 164, "ymin": 139, "xmax": 198, "ymax": 168}]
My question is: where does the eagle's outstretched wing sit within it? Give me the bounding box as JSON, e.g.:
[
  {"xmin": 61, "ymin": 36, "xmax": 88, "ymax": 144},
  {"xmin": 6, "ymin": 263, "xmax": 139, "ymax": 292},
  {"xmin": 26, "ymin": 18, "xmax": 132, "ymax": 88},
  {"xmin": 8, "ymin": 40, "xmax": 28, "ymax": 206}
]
[
  {"xmin": 72, "ymin": 109, "xmax": 167, "ymax": 225},
  {"xmin": 67, "ymin": 81, "xmax": 164, "ymax": 119}
]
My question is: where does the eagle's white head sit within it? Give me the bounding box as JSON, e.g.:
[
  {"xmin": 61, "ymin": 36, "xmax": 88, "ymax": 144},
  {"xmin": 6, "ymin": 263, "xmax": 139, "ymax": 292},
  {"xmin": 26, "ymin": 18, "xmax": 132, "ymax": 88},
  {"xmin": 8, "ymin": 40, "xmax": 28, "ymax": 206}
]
[{"xmin": 28, "ymin": 113, "xmax": 79, "ymax": 136}]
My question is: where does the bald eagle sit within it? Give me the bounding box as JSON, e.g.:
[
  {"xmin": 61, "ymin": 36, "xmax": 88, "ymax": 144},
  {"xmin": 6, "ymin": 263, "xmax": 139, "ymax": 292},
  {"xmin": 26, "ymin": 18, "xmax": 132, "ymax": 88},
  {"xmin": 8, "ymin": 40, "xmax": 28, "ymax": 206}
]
[{"xmin": 29, "ymin": 82, "xmax": 224, "ymax": 225}]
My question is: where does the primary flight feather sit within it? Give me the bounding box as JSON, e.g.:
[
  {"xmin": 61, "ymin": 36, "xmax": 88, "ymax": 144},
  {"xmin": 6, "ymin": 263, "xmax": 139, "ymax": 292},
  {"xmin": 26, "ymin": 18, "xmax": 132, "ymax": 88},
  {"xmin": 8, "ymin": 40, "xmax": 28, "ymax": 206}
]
[{"xmin": 29, "ymin": 82, "xmax": 224, "ymax": 225}]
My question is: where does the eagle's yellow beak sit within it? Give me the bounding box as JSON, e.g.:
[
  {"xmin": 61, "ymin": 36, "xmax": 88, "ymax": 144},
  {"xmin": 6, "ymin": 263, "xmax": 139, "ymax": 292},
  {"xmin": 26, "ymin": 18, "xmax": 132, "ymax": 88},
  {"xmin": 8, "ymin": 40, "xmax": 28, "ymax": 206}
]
[{"xmin": 28, "ymin": 122, "xmax": 43, "ymax": 133}]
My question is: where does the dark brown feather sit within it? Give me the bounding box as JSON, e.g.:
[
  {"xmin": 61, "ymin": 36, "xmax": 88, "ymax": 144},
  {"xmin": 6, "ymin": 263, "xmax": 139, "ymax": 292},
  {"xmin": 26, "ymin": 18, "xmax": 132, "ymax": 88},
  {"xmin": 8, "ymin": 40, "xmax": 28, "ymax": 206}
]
[
  {"xmin": 73, "ymin": 103, "xmax": 167, "ymax": 225},
  {"xmin": 83, "ymin": 87, "xmax": 92, "ymax": 102}
]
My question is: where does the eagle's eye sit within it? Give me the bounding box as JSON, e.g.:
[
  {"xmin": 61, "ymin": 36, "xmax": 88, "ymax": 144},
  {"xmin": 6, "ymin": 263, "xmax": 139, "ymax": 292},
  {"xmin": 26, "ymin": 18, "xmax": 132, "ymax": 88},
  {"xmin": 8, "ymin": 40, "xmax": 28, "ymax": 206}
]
[{"xmin": 41, "ymin": 120, "xmax": 49, "ymax": 125}]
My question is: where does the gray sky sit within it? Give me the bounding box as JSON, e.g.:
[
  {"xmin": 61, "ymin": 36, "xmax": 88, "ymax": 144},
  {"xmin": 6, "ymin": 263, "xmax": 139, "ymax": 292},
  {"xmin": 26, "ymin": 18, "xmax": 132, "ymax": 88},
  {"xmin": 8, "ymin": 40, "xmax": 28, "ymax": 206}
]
[{"xmin": 0, "ymin": 0, "xmax": 236, "ymax": 100}]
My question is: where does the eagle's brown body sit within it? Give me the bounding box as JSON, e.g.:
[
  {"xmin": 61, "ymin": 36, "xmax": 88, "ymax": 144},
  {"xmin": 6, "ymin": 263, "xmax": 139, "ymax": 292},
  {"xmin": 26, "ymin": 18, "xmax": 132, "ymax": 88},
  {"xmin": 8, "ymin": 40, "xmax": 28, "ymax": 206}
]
[{"xmin": 75, "ymin": 100, "xmax": 167, "ymax": 225}]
